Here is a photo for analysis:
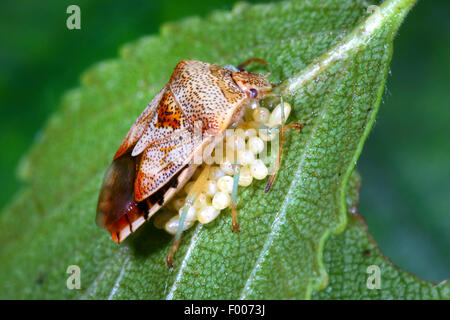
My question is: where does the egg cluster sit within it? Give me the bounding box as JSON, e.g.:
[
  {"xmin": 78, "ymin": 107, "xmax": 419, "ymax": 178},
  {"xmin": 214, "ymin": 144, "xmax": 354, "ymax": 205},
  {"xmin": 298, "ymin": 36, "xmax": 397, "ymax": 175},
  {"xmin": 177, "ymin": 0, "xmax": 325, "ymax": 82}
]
[{"xmin": 152, "ymin": 101, "xmax": 292, "ymax": 235}]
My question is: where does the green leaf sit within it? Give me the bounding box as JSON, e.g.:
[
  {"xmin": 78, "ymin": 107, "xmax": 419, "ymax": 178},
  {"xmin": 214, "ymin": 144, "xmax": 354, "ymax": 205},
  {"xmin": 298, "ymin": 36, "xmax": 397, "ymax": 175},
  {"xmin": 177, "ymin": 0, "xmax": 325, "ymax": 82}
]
[
  {"xmin": 312, "ymin": 171, "xmax": 449, "ymax": 299},
  {"xmin": 1, "ymin": 0, "xmax": 444, "ymax": 299}
]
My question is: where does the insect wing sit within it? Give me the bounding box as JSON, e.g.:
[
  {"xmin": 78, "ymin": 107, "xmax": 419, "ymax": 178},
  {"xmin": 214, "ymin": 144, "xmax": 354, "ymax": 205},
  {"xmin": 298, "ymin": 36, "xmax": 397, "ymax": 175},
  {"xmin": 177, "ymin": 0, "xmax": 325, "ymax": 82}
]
[
  {"xmin": 114, "ymin": 86, "xmax": 167, "ymax": 160},
  {"xmin": 131, "ymin": 87, "xmax": 192, "ymax": 157},
  {"xmin": 135, "ymin": 126, "xmax": 205, "ymax": 202}
]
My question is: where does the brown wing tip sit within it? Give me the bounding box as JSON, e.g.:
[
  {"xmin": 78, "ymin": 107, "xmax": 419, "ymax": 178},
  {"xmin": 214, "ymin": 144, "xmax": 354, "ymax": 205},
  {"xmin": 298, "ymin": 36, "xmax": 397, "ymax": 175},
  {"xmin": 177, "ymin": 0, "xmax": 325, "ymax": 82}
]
[
  {"xmin": 96, "ymin": 197, "xmax": 149, "ymax": 243},
  {"xmin": 111, "ymin": 231, "xmax": 121, "ymax": 243},
  {"xmin": 100, "ymin": 213, "xmax": 147, "ymax": 244},
  {"xmin": 96, "ymin": 154, "xmax": 149, "ymax": 243}
]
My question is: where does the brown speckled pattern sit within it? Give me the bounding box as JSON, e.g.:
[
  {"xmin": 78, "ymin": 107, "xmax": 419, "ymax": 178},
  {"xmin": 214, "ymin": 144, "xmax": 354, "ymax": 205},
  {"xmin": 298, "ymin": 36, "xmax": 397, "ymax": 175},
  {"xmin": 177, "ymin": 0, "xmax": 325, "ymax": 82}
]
[
  {"xmin": 131, "ymin": 89, "xmax": 191, "ymax": 157},
  {"xmin": 114, "ymin": 86, "xmax": 166, "ymax": 160},
  {"xmin": 107, "ymin": 60, "xmax": 271, "ymax": 227},
  {"xmin": 170, "ymin": 61, "xmax": 246, "ymax": 134},
  {"xmin": 134, "ymin": 129, "xmax": 206, "ymax": 201},
  {"xmin": 155, "ymin": 89, "xmax": 188, "ymax": 130}
]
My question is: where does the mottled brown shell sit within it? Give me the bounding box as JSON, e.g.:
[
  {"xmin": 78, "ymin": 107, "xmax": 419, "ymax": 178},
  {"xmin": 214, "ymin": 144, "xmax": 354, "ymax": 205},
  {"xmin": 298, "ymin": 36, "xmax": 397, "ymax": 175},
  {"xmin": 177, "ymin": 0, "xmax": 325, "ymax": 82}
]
[{"xmin": 96, "ymin": 60, "xmax": 271, "ymax": 242}]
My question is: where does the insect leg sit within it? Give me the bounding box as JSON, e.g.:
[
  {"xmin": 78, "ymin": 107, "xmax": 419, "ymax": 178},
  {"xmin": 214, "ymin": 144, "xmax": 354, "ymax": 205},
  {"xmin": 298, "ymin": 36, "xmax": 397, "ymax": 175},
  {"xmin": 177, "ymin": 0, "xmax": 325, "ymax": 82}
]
[
  {"xmin": 166, "ymin": 165, "xmax": 210, "ymax": 268},
  {"xmin": 229, "ymin": 164, "xmax": 242, "ymax": 232},
  {"xmin": 264, "ymin": 98, "xmax": 305, "ymax": 193},
  {"xmin": 264, "ymin": 96, "xmax": 285, "ymax": 193}
]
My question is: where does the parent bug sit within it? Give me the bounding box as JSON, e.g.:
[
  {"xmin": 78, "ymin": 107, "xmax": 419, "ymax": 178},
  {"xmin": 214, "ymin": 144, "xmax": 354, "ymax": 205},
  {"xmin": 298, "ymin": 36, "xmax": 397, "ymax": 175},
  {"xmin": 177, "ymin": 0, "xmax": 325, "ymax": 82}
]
[{"xmin": 96, "ymin": 60, "xmax": 301, "ymax": 267}]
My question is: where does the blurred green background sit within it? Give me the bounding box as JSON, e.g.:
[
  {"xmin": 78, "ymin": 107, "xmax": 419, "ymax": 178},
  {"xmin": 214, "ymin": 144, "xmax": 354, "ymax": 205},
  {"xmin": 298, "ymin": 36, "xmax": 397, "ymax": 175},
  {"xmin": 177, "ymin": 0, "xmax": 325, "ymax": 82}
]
[{"xmin": 0, "ymin": 0, "xmax": 448, "ymax": 282}]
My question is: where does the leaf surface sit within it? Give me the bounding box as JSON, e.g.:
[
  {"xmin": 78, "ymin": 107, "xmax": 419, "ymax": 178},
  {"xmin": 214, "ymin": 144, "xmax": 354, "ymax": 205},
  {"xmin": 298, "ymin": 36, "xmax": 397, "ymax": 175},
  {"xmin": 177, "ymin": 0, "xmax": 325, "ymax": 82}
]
[
  {"xmin": 1, "ymin": 0, "xmax": 442, "ymax": 300},
  {"xmin": 312, "ymin": 171, "xmax": 449, "ymax": 299}
]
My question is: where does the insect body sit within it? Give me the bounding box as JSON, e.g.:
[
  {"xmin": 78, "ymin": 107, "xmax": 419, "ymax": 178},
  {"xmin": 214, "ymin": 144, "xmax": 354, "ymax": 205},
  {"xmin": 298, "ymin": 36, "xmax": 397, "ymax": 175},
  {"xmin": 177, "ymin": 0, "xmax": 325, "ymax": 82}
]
[{"xmin": 96, "ymin": 60, "xmax": 272, "ymax": 249}]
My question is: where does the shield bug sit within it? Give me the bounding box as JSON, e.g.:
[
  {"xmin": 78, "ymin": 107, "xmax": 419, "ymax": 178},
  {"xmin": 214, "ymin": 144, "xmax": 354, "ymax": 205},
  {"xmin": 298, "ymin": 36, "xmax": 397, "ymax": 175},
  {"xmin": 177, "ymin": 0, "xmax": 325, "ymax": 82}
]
[{"xmin": 96, "ymin": 59, "xmax": 300, "ymax": 267}]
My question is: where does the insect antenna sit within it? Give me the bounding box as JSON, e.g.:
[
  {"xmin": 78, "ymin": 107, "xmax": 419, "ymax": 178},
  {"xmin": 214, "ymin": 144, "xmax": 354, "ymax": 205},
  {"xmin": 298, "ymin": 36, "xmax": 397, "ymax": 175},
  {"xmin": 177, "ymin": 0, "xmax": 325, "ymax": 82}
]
[{"xmin": 237, "ymin": 58, "xmax": 267, "ymax": 71}]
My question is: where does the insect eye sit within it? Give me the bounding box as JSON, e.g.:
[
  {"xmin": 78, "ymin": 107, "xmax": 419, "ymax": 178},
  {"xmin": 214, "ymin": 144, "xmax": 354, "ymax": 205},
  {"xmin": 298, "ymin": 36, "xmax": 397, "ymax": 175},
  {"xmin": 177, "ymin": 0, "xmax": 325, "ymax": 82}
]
[{"xmin": 249, "ymin": 88, "xmax": 258, "ymax": 99}]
